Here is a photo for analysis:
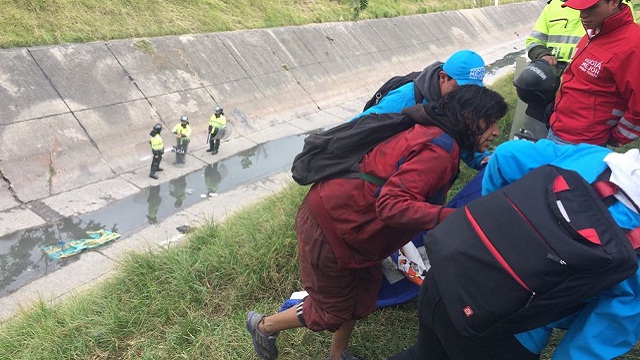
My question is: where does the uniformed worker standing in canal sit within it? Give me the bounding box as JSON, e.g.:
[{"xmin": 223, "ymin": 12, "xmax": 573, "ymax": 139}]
[
  {"xmin": 172, "ymin": 116, "xmax": 192, "ymax": 164},
  {"xmin": 149, "ymin": 123, "xmax": 164, "ymax": 180},
  {"xmin": 207, "ymin": 106, "xmax": 227, "ymax": 155}
]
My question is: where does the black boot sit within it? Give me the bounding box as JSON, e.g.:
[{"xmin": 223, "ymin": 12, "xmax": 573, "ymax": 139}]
[
  {"xmin": 206, "ymin": 148, "xmax": 213, "ymax": 152},
  {"xmin": 156, "ymin": 168, "xmax": 164, "ymax": 172},
  {"xmin": 149, "ymin": 173, "xmax": 159, "ymax": 179}
]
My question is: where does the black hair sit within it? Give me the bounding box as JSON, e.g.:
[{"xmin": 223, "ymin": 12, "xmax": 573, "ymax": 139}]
[{"xmin": 438, "ymin": 85, "xmax": 508, "ymax": 153}]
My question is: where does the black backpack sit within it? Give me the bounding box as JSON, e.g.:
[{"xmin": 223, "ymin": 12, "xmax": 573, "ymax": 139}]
[
  {"xmin": 424, "ymin": 165, "xmax": 640, "ymax": 337},
  {"xmin": 362, "ymin": 71, "xmax": 422, "ymax": 112},
  {"xmin": 291, "ymin": 113, "xmax": 415, "ymax": 186},
  {"xmin": 291, "ymin": 112, "xmax": 453, "ymax": 186}
]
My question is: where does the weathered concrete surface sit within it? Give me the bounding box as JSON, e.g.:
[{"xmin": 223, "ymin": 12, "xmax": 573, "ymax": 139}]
[
  {"xmin": 0, "ymin": 1, "xmax": 543, "ymax": 207},
  {"xmin": 0, "ymin": 1, "xmax": 544, "ymax": 322}
]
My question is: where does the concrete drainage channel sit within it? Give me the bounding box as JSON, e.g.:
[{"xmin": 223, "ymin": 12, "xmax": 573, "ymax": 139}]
[
  {"xmin": 0, "ymin": 50, "xmax": 524, "ymax": 321},
  {"xmin": 0, "ymin": 1, "xmax": 541, "ymax": 321},
  {"xmin": 0, "ymin": 134, "xmax": 307, "ymax": 298}
]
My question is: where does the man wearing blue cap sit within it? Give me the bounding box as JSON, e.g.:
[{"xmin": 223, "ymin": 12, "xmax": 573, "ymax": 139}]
[
  {"xmin": 355, "ymin": 49, "xmax": 488, "ymax": 170},
  {"xmin": 359, "ymin": 49, "xmax": 485, "ymax": 117}
]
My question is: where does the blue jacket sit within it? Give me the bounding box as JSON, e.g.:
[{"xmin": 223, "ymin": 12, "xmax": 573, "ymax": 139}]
[
  {"xmin": 483, "ymin": 139, "xmax": 640, "ymax": 360},
  {"xmin": 354, "ymin": 82, "xmax": 490, "ymax": 170}
]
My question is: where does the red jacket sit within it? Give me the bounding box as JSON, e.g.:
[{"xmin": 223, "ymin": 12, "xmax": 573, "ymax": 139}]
[
  {"xmin": 550, "ymin": 4, "xmax": 640, "ymax": 146},
  {"xmin": 305, "ymin": 125, "xmax": 459, "ymax": 269}
]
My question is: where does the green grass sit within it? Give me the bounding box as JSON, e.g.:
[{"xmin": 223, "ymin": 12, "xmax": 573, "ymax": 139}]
[
  {"xmin": 0, "ymin": 184, "xmax": 308, "ymax": 359},
  {"xmin": 0, "ymin": 0, "xmax": 529, "ymax": 48},
  {"xmin": 2, "ymin": 0, "xmax": 637, "ymax": 49},
  {"xmin": 1, "ymin": 74, "xmax": 637, "ymax": 359}
]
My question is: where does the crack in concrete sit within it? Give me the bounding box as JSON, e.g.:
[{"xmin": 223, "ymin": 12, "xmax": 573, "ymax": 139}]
[
  {"xmin": 106, "ymin": 42, "xmax": 168, "ymax": 130},
  {"xmin": 48, "ymin": 146, "xmax": 55, "ymax": 194},
  {"xmin": 172, "ymin": 45, "xmax": 204, "ymax": 89},
  {"xmin": 0, "ymin": 167, "xmax": 22, "ymax": 204},
  {"xmin": 28, "ymin": 47, "xmax": 118, "ymax": 178},
  {"xmin": 217, "ymin": 34, "xmax": 274, "ymax": 119},
  {"xmin": 290, "ymin": 30, "xmax": 322, "ymax": 111}
]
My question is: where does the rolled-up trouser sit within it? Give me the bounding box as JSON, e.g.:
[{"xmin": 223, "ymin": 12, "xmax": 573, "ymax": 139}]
[{"xmin": 295, "ymin": 197, "xmax": 381, "ymax": 332}]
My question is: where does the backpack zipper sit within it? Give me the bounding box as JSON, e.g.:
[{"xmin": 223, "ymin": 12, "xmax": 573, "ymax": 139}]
[{"xmin": 505, "ymin": 194, "xmax": 567, "ymax": 266}]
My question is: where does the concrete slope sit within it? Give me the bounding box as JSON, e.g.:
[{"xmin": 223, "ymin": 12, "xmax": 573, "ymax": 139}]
[{"xmin": 0, "ymin": 1, "xmax": 542, "ymax": 205}]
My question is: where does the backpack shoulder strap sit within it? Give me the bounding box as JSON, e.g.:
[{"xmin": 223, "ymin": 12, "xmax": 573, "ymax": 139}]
[
  {"xmin": 592, "ymin": 180, "xmax": 640, "ymax": 214},
  {"xmin": 359, "ymin": 172, "xmax": 386, "ymax": 186},
  {"xmin": 359, "ymin": 131, "xmax": 456, "ymax": 190},
  {"xmin": 628, "ymin": 228, "xmax": 640, "ymax": 250},
  {"xmin": 592, "ymin": 170, "xmax": 640, "ymax": 250},
  {"xmin": 430, "ymin": 132, "xmax": 455, "ymax": 154},
  {"xmin": 363, "ymin": 71, "xmax": 421, "ymax": 111}
]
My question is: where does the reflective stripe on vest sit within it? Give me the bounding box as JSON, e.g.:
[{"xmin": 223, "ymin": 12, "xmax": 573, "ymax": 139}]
[
  {"xmin": 209, "ymin": 114, "xmax": 227, "ymax": 130},
  {"xmin": 150, "ymin": 134, "xmax": 163, "ymax": 150}
]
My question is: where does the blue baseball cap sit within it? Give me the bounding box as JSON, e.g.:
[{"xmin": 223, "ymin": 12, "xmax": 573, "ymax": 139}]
[{"xmin": 442, "ymin": 50, "xmax": 486, "ymax": 86}]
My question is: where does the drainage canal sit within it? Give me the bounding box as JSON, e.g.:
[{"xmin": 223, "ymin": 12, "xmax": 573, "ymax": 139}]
[
  {"xmin": 0, "ymin": 51, "xmax": 523, "ymax": 299},
  {"xmin": 0, "ymin": 134, "xmax": 306, "ymax": 297}
]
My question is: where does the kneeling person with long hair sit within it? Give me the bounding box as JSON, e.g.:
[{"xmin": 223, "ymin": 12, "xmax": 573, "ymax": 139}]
[{"xmin": 247, "ymin": 85, "xmax": 508, "ymax": 360}]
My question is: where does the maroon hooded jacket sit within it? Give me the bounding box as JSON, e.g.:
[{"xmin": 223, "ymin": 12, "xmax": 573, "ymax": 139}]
[{"xmin": 304, "ymin": 105, "xmax": 460, "ymax": 269}]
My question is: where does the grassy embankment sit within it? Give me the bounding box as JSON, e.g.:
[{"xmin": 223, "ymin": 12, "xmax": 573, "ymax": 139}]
[{"xmin": 0, "ymin": 0, "xmax": 529, "ymax": 48}]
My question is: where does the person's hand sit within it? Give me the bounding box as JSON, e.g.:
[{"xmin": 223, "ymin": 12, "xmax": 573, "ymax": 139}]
[
  {"xmin": 541, "ymin": 55, "xmax": 558, "ymax": 67},
  {"xmin": 480, "ymin": 155, "xmax": 491, "ymax": 166}
]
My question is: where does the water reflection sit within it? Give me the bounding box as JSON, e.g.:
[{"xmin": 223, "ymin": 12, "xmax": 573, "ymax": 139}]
[
  {"xmin": 0, "ymin": 218, "xmax": 111, "ymax": 295},
  {"xmin": 0, "ymin": 134, "xmax": 307, "ymax": 297},
  {"xmin": 146, "ymin": 186, "xmax": 162, "ymax": 224},
  {"xmin": 169, "ymin": 177, "xmax": 187, "ymax": 208},
  {"xmin": 204, "ymin": 163, "xmax": 228, "ymax": 195},
  {"xmin": 238, "ymin": 142, "xmax": 271, "ymax": 170}
]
